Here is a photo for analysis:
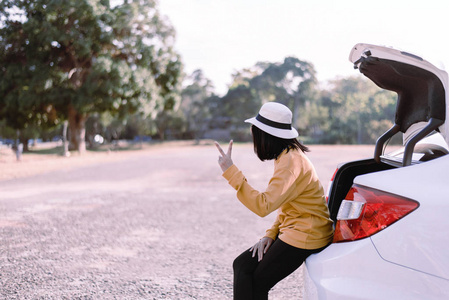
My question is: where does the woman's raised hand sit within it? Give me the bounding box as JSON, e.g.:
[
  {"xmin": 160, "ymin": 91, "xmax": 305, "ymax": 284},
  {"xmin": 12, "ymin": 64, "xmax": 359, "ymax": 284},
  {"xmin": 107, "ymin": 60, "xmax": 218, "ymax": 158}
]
[{"xmin": 214, "ymin": 140, "xmax": 233, "ymax": 172}]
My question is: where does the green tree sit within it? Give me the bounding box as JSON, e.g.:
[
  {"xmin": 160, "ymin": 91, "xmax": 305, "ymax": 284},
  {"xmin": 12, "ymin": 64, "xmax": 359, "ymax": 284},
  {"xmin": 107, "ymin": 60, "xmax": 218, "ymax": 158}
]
[
  {"xmin": 220, "ymin": 84, "xmax": 259, "ymax": 141},
  {"xmin": 250, "ymin": 57, "xmax": 318, "ymax": 129},
  {"xmin": 0, "ymin": 0, "xmax": 182, "ymax": 153},
  {"xmin": 220, "ymin": 57, "xmax": 318, "ymax": 141},
  {"xmin": 179, "ymin": 69, "xmax": 215, "ymax": 141},
  {"xmin": 323, "ymin": 76, "xmax": 397, "ymax": 144}
]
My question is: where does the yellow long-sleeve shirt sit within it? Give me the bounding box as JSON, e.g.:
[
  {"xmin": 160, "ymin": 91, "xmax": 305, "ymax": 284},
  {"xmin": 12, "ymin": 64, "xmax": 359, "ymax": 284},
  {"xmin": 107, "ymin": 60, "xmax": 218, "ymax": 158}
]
[{"xmin": 222, "ymin": 148, "xmax": 334, "ymax": 250}]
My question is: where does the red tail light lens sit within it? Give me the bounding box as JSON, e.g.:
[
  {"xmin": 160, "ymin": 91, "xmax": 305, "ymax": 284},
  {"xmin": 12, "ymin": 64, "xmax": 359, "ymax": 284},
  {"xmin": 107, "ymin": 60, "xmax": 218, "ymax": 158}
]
[{"xmin": 333, "ymin": 184, "xmax": 419, "ymax": 243}]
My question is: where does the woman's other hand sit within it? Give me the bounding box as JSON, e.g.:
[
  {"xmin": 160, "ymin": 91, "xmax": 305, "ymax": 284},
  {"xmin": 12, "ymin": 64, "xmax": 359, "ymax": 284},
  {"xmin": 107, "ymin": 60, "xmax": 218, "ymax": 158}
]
[
  {"xmin": 214, "ymin": 140, "xmax": 233, "ymax": 172},
  {"xmin": 250, "ymin": 237, "xmax": 274, "ymax": 262}
]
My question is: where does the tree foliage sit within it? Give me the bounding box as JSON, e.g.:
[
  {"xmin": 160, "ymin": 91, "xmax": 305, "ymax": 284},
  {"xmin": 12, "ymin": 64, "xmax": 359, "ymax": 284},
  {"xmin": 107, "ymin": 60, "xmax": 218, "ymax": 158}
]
[
  {"xmin": 192, "ymin": 60, "xmax": 397, "ymax": 144},
  {"xmin": 178, "ymin": 69, "xmax": 215, "ymax": 140},
  {"xmin": 173, "ymin": 59, "xmax": 397, "ymax": 145},
  {"xmin": 216, "ymin": 57, "xmax": 318, "ymax": 141},
  {"xmin": 0, "ymin": 2, "xmax": 399, "ymax": 149},
  {"xmin": 318, "ymin": 76, "xmax": 397, "ymax": 144},
  {"xmin": 0, "ymin": 0, "xmax": 182, "ymax": 152}
]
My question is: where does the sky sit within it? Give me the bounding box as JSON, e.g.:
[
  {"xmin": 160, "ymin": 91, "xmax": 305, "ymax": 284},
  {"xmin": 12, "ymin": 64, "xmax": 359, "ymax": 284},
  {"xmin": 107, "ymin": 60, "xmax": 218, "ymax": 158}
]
[{"xmin": 159, "ymin": 0, "xmax": 449, "ymax": 96}]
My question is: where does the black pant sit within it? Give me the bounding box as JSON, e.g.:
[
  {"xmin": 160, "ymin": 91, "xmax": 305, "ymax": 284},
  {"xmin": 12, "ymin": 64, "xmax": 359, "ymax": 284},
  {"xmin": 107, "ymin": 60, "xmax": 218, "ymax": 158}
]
[{"xmin": 233, "ymin": 238, "xmax": 325, "ymax": 300}]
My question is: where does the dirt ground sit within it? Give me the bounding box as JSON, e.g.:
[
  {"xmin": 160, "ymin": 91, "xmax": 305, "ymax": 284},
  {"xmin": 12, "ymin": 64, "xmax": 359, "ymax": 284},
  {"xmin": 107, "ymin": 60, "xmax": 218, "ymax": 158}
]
[{"xmin": 0, "ymin": 141, "xmax": 378, "ymax": 299}]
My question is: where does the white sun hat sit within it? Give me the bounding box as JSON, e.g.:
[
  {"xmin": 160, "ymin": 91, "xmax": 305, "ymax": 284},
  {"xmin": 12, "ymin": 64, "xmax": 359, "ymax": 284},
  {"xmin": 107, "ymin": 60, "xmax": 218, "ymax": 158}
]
[{"xmin": 245, "ymin": 102, "xmax": 299, "ymax": 139}]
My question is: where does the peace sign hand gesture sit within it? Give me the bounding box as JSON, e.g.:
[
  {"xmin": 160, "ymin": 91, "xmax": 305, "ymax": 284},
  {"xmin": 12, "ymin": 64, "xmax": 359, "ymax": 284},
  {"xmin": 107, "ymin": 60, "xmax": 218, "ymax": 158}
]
[{"xmin": 214, "ymin": 140, "xmax": 234, "ymax": 172}]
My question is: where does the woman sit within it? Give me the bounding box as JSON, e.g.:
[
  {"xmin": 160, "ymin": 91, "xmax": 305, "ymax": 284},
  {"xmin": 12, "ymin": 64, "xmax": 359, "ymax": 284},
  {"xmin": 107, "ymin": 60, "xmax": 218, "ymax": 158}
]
[{"xmin": 215, "ymin": 102, "xmax": 334, "ymax": 300}]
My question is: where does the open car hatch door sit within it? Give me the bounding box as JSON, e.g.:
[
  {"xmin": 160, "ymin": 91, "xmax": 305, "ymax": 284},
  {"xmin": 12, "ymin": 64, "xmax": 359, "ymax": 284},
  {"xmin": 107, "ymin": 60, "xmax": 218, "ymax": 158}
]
[{"xmin": 349, "ymin": 43, "xmax": 449, "ymax": 166}]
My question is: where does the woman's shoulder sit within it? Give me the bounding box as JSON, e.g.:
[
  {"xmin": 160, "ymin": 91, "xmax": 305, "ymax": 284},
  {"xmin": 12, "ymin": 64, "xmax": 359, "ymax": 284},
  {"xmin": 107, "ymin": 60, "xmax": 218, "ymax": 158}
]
[
  {"xmin": 281, "ymin": 150, "xmax": 316, "ymax": 180},
  {"xmin": 277, "ymin": 148, "xmax": 309, "ymax": 167}
]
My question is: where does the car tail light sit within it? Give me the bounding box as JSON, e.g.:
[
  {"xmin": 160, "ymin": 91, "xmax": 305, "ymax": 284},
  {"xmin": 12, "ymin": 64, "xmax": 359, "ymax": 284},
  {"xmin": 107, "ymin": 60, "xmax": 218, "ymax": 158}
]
[{"xmin": 333, "ymin": 184, "xmax": 419, "ymax": 243}]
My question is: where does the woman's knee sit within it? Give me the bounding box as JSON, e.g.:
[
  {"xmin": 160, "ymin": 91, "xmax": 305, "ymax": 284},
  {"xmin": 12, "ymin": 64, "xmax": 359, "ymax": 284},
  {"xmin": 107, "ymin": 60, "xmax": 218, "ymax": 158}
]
[
  {"xmin": 233, "ymin": 252, "xmax": 246, "ymax": 272},
  {"xmin": 233, "ymin": 249, "xmax": 256, "ymax": 273}
]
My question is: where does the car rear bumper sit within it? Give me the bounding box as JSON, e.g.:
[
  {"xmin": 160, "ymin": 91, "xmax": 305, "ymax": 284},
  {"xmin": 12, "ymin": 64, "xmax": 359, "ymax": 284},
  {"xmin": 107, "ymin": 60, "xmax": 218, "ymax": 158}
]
[{"xmin": 304, "ymin": 238, "xmax": 449, "ymax": 300}]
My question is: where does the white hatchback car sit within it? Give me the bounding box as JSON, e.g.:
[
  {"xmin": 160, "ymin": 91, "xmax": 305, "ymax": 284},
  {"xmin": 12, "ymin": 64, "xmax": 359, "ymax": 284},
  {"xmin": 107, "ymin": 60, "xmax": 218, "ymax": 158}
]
[{"xmin": 304, "ymin": 43, "xmax": 449, "ymax": 300}]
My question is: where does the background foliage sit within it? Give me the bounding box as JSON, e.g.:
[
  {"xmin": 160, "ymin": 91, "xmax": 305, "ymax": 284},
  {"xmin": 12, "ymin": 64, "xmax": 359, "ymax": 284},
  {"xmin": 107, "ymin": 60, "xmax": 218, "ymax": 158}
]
[
  {"xmin": 0, "ymin": 0, "xmax": 182, "ymax": 152},
  {"xmin": 0, "ymin": 0, "xmax": 400, "ymax": 152}
]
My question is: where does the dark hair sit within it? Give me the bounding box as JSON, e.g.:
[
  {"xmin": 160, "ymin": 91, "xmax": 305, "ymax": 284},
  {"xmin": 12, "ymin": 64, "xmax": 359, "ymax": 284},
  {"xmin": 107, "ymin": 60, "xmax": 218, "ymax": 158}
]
[{"xmin": 251, "ymin": 125, "xmax": 310, "ymax": 161}]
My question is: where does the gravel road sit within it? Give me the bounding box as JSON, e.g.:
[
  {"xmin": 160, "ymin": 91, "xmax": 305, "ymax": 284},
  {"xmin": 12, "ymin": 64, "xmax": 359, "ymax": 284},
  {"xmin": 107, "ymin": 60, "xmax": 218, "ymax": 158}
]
[{"xmin": 0, "ymin": 142, "xmax": 376, "ymax": 299}]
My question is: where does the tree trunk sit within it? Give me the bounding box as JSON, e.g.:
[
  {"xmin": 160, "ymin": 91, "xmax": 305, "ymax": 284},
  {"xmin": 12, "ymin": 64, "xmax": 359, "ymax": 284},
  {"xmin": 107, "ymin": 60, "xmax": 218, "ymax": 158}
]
[
  {"xmin": 20, "ymin": 138, "xmax": 29, "ymax": 152},
  {"xmin": 62, "ymin": 120, "xmax": 70, "ymax": 156},
  {"xmin": 16, "ymin": 130, "xmax": 30, "ymax": 152},
  {"xmin": 68, "ymin": 105, "xmax": 87, "ymax": 154}
]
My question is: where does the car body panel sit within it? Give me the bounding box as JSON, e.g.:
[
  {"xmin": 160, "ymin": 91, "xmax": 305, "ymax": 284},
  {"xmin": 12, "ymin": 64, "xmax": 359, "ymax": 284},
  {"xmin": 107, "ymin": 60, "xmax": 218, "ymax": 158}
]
[
  {"xmin": 354, "ymin": 155, "xmax": 449, "ymax": 280},
  {"xmin": 304, "ymin": 237, "xmax": 449, "ymax": 300}
]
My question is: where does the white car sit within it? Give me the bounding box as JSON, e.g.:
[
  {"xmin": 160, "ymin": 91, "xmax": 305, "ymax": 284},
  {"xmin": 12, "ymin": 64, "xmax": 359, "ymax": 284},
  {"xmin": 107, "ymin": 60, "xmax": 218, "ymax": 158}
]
[{"xmin": 304, "ymin": 43, "xmax": 449, "ymax": 300}]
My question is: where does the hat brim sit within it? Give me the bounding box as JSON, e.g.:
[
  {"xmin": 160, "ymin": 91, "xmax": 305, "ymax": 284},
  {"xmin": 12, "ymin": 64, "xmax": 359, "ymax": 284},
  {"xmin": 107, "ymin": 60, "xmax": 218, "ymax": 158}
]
[{"xmin": 245, "ymin": 117, "xmax": 299, "ymax": 139}]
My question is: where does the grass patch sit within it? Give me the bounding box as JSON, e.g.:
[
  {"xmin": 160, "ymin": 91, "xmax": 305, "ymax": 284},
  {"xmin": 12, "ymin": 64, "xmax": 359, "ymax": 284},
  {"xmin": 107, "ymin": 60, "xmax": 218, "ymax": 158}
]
[
  {"xmin": 26, "ymin": 142, "xmax": 148, "ymax": 156},
  {"xmin": 28, "ymin": 146, "xmax": 65, "ymax": 155}
]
